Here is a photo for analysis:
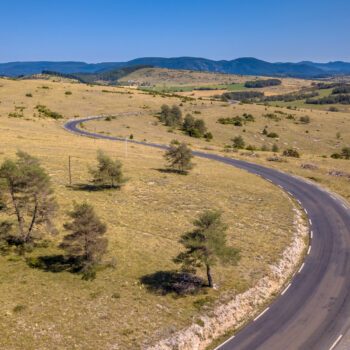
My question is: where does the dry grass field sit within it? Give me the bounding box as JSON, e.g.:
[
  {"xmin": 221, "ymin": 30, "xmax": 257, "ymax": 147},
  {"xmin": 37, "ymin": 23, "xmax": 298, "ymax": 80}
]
[
  {"xmin": 120, "ymin": 67, "xmax": 313, "ymax": 93},
  {"xmin": 85, "ymin": 97, "xmax": 350, "ymax": 200},
  {"xmin": 0, "ymin": 77, "xmax": 297, "ymax": 349},
  {"xmin": 120, "ymin": 67, "xmax": 247, "ymax": 86}
]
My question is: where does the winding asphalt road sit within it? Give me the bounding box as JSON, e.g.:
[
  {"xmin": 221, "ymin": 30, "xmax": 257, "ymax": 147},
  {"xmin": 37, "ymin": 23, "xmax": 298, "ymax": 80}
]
[{"xmin": 64, "ymin": 114, "xmax": 350, "ymax": 350}]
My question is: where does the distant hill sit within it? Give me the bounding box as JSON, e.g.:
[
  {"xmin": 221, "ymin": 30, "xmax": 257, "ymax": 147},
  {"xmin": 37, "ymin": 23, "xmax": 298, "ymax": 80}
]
[
  {"xmin": 42, "ymin": 64, "xmax": 153, "ymax": 84},
  {"xmin": 1, "ymin": 57, "xmax": 350, "ymax": 77}
]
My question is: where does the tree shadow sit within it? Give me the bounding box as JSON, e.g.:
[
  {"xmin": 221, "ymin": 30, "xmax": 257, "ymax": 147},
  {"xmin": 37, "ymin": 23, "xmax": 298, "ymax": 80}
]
[
  {"xmin": 140, "ymin": 271, "xmax": 203, "ymax": 295},
  {"xmin": 153, "ymin": 168, "xmax": 188, "ymax": 175},
  {"xmin": 67, "ymin": 183, "xmax": 121, "ymax": 192},
  {"xmin": 26, "ymin": 254, "xmax": 83, "ymax": 273}
]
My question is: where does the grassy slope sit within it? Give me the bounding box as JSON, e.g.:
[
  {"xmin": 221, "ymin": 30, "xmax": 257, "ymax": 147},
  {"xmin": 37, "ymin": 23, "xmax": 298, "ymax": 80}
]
[
  {"xmin": 86, "ymin": 91, "xmax": 350, "ymax": 201},
  {"xmin": 264, "ymin": 87, "xmax": 350, "ymax": 112},
  {"xmin": 0, "ymin": 77, "xmax": 295, "ymax": 349}
]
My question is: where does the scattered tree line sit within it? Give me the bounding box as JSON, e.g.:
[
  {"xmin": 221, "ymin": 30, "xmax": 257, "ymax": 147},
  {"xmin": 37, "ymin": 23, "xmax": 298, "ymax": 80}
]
[
  {"xmin": 0, "ymin": 146, "xmax": 242, "ymax": 289},
  {"xmin": 306, "ymin": 94, "xmax": 350, "ymax": 105},
  {"xmin": 262, "ymin": 91, "xmax": 319, "ymax": 102},
  {"xmin": 35, "ymin": 105, "xmax": 63, "ymax": 119},
  {"xmin": 160, "ymin": 104, "xmax": 213, "ymax": 140},
  {"xmin": 244, "ymin": 79, "xmax": 281, "ymax": 88},
  {"xmin": 331, "ymin": 85, "xmax": 350, "ymax": 94},
  {"xmin": 311, "ymin": 82, "xmax": 348, "ymax": 90},
  {"xmin": 218, "ymin": 113, "xmax": 255, "ymax": 126},
  {"xmin": 222, "ymin": 91, "xmax": 264, "ymax": 102}
]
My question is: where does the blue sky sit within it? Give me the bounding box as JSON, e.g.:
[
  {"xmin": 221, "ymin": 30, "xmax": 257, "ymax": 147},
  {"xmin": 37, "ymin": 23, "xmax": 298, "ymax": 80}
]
[{"xmin": 0, "ymin": 0, "xmax": 349, "ymax": 63}]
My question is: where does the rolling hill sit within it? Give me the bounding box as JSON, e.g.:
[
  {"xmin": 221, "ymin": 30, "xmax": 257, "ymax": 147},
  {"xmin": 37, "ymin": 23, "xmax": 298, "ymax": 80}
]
[
  {"xmin": 1, "ymin": 57, "xmax": 350, "ymax": 77},
  {"xmin": 42, "ymin": 64, "xmax": 153, "ymax": 84}
]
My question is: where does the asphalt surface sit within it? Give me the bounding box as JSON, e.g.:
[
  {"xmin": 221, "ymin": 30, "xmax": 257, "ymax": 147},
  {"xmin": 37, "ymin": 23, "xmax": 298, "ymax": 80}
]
[{"xmin": 64, "ymin": 115, "xmax": 350, "ymax": 350}]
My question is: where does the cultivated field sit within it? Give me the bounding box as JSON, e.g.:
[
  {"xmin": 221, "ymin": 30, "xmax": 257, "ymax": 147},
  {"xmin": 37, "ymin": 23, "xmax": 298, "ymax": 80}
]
[{"xmin": 0, "ymin": 77, "xmax": 297, "ymax": 349}]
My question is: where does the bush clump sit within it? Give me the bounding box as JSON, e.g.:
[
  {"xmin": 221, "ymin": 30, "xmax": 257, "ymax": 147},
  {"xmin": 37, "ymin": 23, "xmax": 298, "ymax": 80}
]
[
  {"xmin": 232, "ymin": 136, "xmax": 245, "ymax": 149},
  {"xmin": 283, "ymin": 148, "xmax": 300, "ymax": 158},
  {"xmin": 35, "ymin": 105, "xmax": 63, "ymax": 119},
  {"xmin": 267, "ymin": 132, "xmax": 279, "ymax": 138}
]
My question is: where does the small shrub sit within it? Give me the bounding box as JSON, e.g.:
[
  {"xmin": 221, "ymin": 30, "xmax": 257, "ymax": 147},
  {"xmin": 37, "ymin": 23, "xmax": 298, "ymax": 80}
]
[
  {"xmin": 112, "ymin": 292, "xmax": 121, "ymax": 299},
  {"xmin": 188, "ymin": 128, "xmax": 201, "ymax": 138},
  {"xmin": 232, "ymin": 136, "xmax": 245, "ymax": 149},
  {"xmin": 65, "ymin": 91, "xmax": 72, "ymax": 95},
  {"xmin": 267, "ymin": 156, "xmax": 284, "ymax": 162},
  {"xmin": 299, "ymin": 115, "xmax": 310, "ymax": 124},
  {"xmin": 246, "ymin": 145, "xmax": 256, "ymax": 151},
  {"xmin": 341, "ymin": 147, "xmax": 350, "ymax": 160},
  {"xmin": 204, "ymin": 132, "xmax": 213, "ymax": 141},
  {"xmin": 193, "ymin": 296, "xmax": 214, "ymax": 310},
  {"xmin": 267, "ymin": 132, "xmax": 279, "ymax": 138},
  {"xmin": 129, "ymin": 134, "xmax": 134, "ymax": 140},
  {"xmin": 331, "ymin": 153, "xmax": 342, "ymax": 159},
  {"xmin": 283, "ymin": 148, "xmax": 300, "ymax": 158},
  {"xmin": 243, "ymin": 113, "xmax": 255, "ymax": 122},
  {"xmin": 105, "ymin": 116, "xmax": 112, "ymax": 121},
  {"xmin": 25, "ymin": 93, "xmax": 32, "ymax": 97},
  {"xmin": 195, "ymin": 318, "xmax": 205, "ymax": 327},
  {"xmin": 26, "ymin": 257, "xmax": 46, "ymax": 269},
  {"xmin": 261, "ymin": 144, "xmax": 270, "ymax": 151},
  {"xmin": 13, "ymin": 305, "xmax": 27, "ymax": 313},
  {"xmin": 81, "ymin": 268, "xmax": 97, "ymax": 281},
  {"xmin": 272, "ymin": 144, "xmax": 279, "ymax": 152},
  {"xmin": 307, "ymin": 176, "xmax": 321, "ymax": 182},
  {"xmin": 263, "ymin": 113, "xmax": 281, "ymax": 121}
]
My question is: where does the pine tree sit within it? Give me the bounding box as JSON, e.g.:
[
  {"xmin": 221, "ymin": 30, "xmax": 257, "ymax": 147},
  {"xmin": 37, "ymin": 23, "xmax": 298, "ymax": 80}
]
[
  {"xmin": 89, "ymin": 150, "xmax": 125, "ymax": 188},
  {"xmin": 341, "ymin": 147, "xmax": 350, "ymax": 160},
  {"xmin": 174, "ymin": 210, "xmax": 240, "ymax": 288},
  {"xmin": 183, "ymin": 113, "xmax": 195, "ymax": 131},
  {"xmin": 164, "ymin": 142, "xmax": 194, "ymax": 173},
  {"xmin": 160, "ymin": 104, "xmax": 170, "ymax": 123},
  {"xmin": 0, "ymin": 151, "xmax": 58, "ymax": 247},
  {"xmin": 60, "ymin": 202, "xmax": 107, "ymax": 268}
]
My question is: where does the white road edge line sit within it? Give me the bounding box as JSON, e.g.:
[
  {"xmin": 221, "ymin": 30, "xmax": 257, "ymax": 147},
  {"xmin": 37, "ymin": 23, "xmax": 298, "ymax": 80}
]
[
  {"xmin": 213, "ymin": 334, "xmax": 235, "ymax": 350},
  {"xmin": 281, "ymin": 283, "xmax": 291, "ymax": 295},
  {"xmin": 307, "ymin": 245, "xmax": 311, "ymax": 254},
  {"xmin": 254, "ymin": 307, "xmax": 270, "ymax": 322},
  {"xmin": 329, "ymin": 334, "xmax": 343, "ymax": 350},
  {"xmin": 298, "ymin": 263, "xmax": 305, "ymax": 273},
  {"xmin": 305, "ymin": 209, "xmax": 308, "ymax": 214},
  {"xmin": 342, "ymin": 204, "xmax": 347, "ymax": 209},
  {"xmin": 310, "ymin": 231, "xmax": 313, "ymax": 239},
  {"xmin": 309, "ymin": 219, "xmax": 312, "ymax": 225}
]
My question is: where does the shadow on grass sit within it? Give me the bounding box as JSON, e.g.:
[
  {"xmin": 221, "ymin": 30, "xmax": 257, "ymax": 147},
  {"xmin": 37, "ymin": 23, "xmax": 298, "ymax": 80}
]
[
  {"xmin": 67, "ymin": 183, "xmax": 121, "ymax": 192},
  {"xmin": 26, "ymin": 254, "xmax": 83, "ymax": 273},
  {"xmin": 140, "ymin": 271, "xmax": 203, "ymax": 295},
  {"xmin": 153, "ymin": 168, "xmax": 188, "ymax": 175}
]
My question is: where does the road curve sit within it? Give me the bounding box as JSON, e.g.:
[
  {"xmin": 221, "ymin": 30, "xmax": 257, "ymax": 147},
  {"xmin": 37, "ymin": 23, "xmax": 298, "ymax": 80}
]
[{"xmin": 64, "ymin": 115, "xmax": 350, "ymax": 350}]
